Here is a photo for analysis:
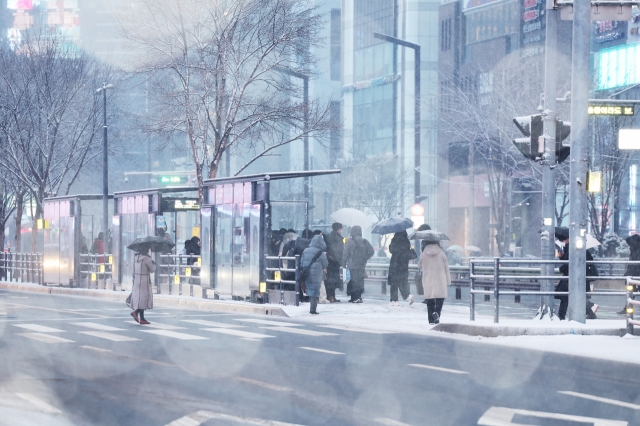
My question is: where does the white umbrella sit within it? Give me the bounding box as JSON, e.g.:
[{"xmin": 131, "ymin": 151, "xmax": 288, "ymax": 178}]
[
  {"xmin": 586, "ymin": 234, "xmax": 601, "ymax": 250},
  {"xmin": 465, "ymin": 245, "xmax": 482, "ymax": 253},
  {"xmin": 447, "ymin": 245, "xmax": 464, "ymax": 252},
  {"xmin": 330, "ymin": 208, "xmax": 373, "ymax": 228}
]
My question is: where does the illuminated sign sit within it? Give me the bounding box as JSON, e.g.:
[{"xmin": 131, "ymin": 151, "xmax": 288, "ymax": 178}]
[
  {"xmin": 619, "ymin": 129, "xmax": 640, "ymax": 150},
  {"xmin": 588, "ymin": 105, "xmax": 634, "ymax": 116},
  {"xmin": 175, "ymin": 199, "xmax": 199, "ymax": 210},
  {"xmin": 596, "ymin": 43, "xmax": 640, "ymax": 90},
  {"xmin": 161, "ymin": 198, "xmax": 200, "ymax": 212},
  {"xmin": 158, "ymin": 175, "xmax": 187, "ymax": 185}
]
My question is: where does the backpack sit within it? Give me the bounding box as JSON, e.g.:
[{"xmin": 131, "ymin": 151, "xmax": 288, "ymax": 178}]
[{"xmin": 352, "ymin": 239, "xmax": 374, "ymax": 266}]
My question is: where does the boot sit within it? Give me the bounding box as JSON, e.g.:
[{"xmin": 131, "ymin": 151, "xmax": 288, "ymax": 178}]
[
  {"xmin": 426, "ymin": 299, "xmax": 435, "ymax": 325},
  {"xmin": 310, "ymin": 297, "xmax": 319, "ymax": 314}
]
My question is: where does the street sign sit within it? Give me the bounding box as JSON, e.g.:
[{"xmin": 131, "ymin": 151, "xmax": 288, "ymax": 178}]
[
  {"xmin": 588, "ymin": 105, "xmax": 634, "ymax": 116},
  {"xmin": 158, "ymin": 175, "xmax": 188, "ymax": 185},
  {"xmin": 619, "ymin": 129, "xmax": 640, "ymax": 149}
]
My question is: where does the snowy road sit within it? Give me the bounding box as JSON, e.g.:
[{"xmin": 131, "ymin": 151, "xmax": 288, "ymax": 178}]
[{"xmin": 0, "ymin": 289, "xmax": 638, "ymax": 425}]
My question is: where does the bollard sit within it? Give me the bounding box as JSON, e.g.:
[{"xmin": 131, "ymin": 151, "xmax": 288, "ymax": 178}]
[
  {"xmin": 295, "ymin": 255, "xmax": 301, "ymax": 307},
  {"xmin": 515, "ymin": 288, "xmax": 520, "ymax": 303},
  {"xmin": 470, "ymin": 260, "xmax": 475, "ymax": 321},
  {"xmin": 455, "ymin": 286, "xmax": 461, "ymax": 300},
  {"xmin": 627, "ymin": 284, "xmax": 635, "ymax": 336},
  {"xmin": 493, "ymin": 257, "xmax": 500, "ymax": 324}
]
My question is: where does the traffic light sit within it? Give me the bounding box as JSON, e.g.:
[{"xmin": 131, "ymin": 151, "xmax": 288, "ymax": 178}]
[
  {"xmin": 512, "ymin": 115, "xmax": 571, "ymax": 164},
  {"xmin": 513, "ymin": 115, "xmax": 543, "ymax": 161}
]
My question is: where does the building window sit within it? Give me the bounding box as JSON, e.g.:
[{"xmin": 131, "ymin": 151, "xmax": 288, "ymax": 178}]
[
  {"xmin": 330, "ymin": 101, "xmax": 341, "ymax": 167},
  {"xmin": 464, "ymin": 0, "xmax": 519, "ymax": 45},
  {"xmin": 330, "ymin": 8, "xmax": 341, "ymax": 81},
  {"xmin": 353, "ymin": 0, "xmax": 394, "ymax": 49},
  {"xmin": 441, "ymin": 18, "xmax": 452, "ymax": 51}
]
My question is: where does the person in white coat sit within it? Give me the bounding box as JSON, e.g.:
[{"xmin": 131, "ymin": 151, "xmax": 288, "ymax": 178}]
[{"xmin": 417, "ymin": 240, "xmax": 451, "ymax": 325}]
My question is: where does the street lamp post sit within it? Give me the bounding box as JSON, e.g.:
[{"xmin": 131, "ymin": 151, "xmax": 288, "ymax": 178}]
[
  {"xmin": 96, "ymin": 82, "xmax": 114, "ymax": 251},
  {"xmin": 373, "ymin": 32, "xmax": 421, "ymax": 202}
]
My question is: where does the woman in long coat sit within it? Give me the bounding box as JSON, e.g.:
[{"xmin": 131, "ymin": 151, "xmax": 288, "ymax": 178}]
[
  {"xmin": 417, "ymin": 240, "xmax": 451, "ymax": 324},
  {"xmin": 131, "ymin": 243, "xmax": 156, "ymax": 325},
  {"xmin": 300, "ymin": 234, "xmax": 328, "ymax": 314},
  {"xmin": 388, "ymin": 231, "xmax": 415, "ymax": 306}
]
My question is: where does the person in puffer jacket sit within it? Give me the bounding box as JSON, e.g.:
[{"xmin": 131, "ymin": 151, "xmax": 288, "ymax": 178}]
[{"xmin": 301, "ymin": 234, "xmax": 328, "ymax": 314}]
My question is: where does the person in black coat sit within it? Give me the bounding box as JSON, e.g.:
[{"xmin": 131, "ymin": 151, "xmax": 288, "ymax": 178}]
[
  {"xmin": 324, "ymin": 222, "xmax": 344, "ymax": 303},
  {"xmin": 555, "ymin": 227, "xmax": 598, "ymax": 320},
  {"xmin": 387, "ymin": 231, "xmax": 415, "ymax": 306},
  {"xmin": 619, "ymin": 234, "xmax": 640, "ymax": 315}
]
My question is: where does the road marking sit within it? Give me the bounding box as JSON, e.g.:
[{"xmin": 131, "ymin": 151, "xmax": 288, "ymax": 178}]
[
  {"xmin": 8, "ymin": 303, "xmax": 107, "ymax": 318},
  {"xmin": 81, "ymin": 345, "xmax": 112, "ymax": 353},
  {"xmin": 373, "ymin": 418, "xmax": 412, "ymax": 426},
  {"xmin": 320, "ymin": 325, "xmax": 395, "ymax": 334},
  {"xmin": 15, "ymin": 393, "xmax": 62, "ymax": 414},
  {"xmin": 408, "ymin": 364, "xmax": 469, "ymax": 375},
  {"xmin": 12, "ymin": 324, "xmax": 65, "ymax": 333},
  {"xmin": 181, "ymin": 319, "xmax": 244, "ymax": 328},
  {"xmin": 234, "ymin": 318, "xmax": 303, "ymax": 327},
  {"xmin": 202, "ymin": 328, "xmax": 274, "ymax": 339},
  {"xmin": 299, "ymin": 347, "xmax": 344, "ymax": 355},
  {"xmin": 140, "ymin": 329, "xmax": 208, "ymax": 340},
  {"xmin": 261, "ymin": 327, "xmax": 339, "ymax": 337},
  {"xmin": 236, "ymin": 378, "xmax": 292, "ymax": 393},
  {"xmin": 165, "ymin": 409, "xmax": 303, "ymax": 426},
  {"xmin": 241, "ymin": 338, "xmax": 262, "ymax": 342},
  {"xmin": 18, "ymin": 333, "xmax": 75, "ymax": 343},
  {"xmin": 80, "ymin": 331, "xmax": 140, "ymax": 342},
  {"xmin": 125, "ymin": 321, "xmax": 184, "ymax": 330},
  {"xmin": 559, "ymin": 391, "xmax": 640, "ymax": 410},
  {"xmin": 72, "ymin": 322, "xmax": 124, "ymax": 331},
  {"xmin": 477, "ymin": 406, "xmax": 627, "ymax": 426}
]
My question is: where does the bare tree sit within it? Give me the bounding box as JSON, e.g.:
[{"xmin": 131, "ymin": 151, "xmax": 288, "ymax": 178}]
[
  {"xmin": 117, "ymin": 0, "xmax": 333, "ymax": 201},
  {"xmin": 439, "ymin": 52, "xmax": 571, "ymax": 255},
  {"xmin": 0, "ymin": 31, "xmax": 106, "ymax": 251}
]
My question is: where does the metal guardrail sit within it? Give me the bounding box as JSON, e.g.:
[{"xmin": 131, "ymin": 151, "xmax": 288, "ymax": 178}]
[
  {"xmin": 0, "ymin": 252, "xmax": 43, "ymax": 285},
  {"xmin": 79, "ymin": 253, "xmax": 113, "ymax": 290},
  {"xmin": 625, "ymin": 277, "xmax": 640, "ymax": 335},
  {"xmin": 265, "ymin": 255, "xmax": 300, "ymax": 306},
  {"xmin": 157, "ymin": 254, "xmax": 201, "ymax": 296},
  {"xmin": 470, "ymin": 257, "xmax": 640, "ymax": 323}
]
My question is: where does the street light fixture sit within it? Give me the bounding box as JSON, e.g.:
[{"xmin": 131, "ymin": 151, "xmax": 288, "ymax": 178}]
[
  {"xmin": 373, "ymin": 32, "xmax": 421, "ymax": 202},
  {"xmin": 96, "ymin": 82, "xmax": 114, "ymax": 251}
]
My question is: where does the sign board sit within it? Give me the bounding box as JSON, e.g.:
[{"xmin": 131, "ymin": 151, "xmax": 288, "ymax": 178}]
[
  {"xmin": 158, "ymin": 175, "xmax": 188, "ymax": 185},
  {"xmin": 174, "ymin": 275, "xmax": 180, "ymax": 284},
  {"xmin": 161, "ymin": 198, "xmax": 200, "ymax": 212},
  {"xmin": 156, "ymin": 215, "xmax": 167, "ymax": 229},
  {"xmin": 619, "ymin": 129, "xmax": 640, "ymax": 149},
  {"xmin": 588, "ymin": 105, "xmax": 634, "ymax": 116},
  {"xmin": 91, "ymin": 273, "xmax": 97, "ymax": 281}
]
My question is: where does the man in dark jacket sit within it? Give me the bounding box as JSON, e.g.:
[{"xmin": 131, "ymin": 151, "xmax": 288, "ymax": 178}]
[
  {"xmin": 342, "ymin": 225, "xmax": 374, "ymax": 303},
  {"xmin": 324, "ymin": 222, "xmax": 344, "ymax": 303}
]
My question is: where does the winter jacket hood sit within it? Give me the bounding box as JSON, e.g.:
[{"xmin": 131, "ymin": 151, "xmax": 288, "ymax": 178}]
[
  {"xmin": 423, "ymin": 244, "xmax": 442, "ymax": 256},
  {"xmin": 350, "ymin": 226, "xmax": 362, "ymax": 238},
  {"xmin": 310, "ymin": 234, "xmax": 326, "ymax": 251}
]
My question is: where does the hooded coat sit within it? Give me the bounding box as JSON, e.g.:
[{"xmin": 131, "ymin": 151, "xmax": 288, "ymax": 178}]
[
  {"xmin": 417, "ymin": 244, "xmax": 451, "ymax": 299},
  {"xmin": 131, "ymin": 253, "xmax": 156, "ymax": 310},
  {"xmin": 301, "ymin": 235, "xmax": 328, "ymax": 298},
  {"xmin": 342, "ymin": 226, "xmax": 373, "ymax": 271},
  {"xmin": 388, "ymin": 231, "xmax": 413, "ymax": 289}
]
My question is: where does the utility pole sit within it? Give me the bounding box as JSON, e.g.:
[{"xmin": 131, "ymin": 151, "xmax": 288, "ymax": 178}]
[
  {"xmin": 568, "ymin": 0, "xmax": 590, "ymax": 323},
  {"xmin": 96, "ymin": 82, "xmax": 114, "ymax": 253},
  {"xmin": 540, "ymin": 0, "xmax": 558, "ymax": 319}
]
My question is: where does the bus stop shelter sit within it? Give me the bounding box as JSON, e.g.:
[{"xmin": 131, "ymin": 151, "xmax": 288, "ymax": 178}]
[
  {"xmin": 201, "ymin": 170, "xmax": 340, "ymax": 302},
  {"xmin": 43, "ymin": 194, "xmax": 113, "ymax": 287},
  {"xmin": 112, "ymin": 186, "xmax": 200, "ymax": 291}
]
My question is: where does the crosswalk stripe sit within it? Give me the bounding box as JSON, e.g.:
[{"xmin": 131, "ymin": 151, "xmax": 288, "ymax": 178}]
[
  {"xmin": 202, "ymin": 328, "xmax": 274, "ymax": 339},
  {"xmin": 18, "ymin": 333, "xmax": 74, "ymax": 343},
  {"xmin": 12, "ymin": 324, "xmax": 65, "ymax": 333},
  {"xmin": 299, "ymin": 347, "xmax": 344, "ymax": 355},
  {"xmin": 140, "ymin": 329, "xmax": 208, "ymax": 340},
  {"xmin": 320, "ymin": 325, "xmax": 395, "ymax": 334},
  {"xmin": 72, "ymin": 322, "xmax": 124, "ymax": 331},
  {"xmin": 233, "ymin": 318, "xmax": 303, "ymax": 327},
  {"xmin": 166, "ymin": 410, "xmax": 304, "ymax": 426},
  {"xmin": 558, "ymin": 391, "xmax": 640, "ymax": 410},
  {"xmin": 408, "ymin": 363, "xmax": 469, "ymax": 375},
  {"xmin": 261, "ymin": 327, "xmax": 339, "ymax": 337},
  {"xmin": 80, "ymin": 331, "xmax": 140, "ymax": 342},
  {"xmin": 15, "ymin": 393, "xmax": 62, "ymax": 414},
  {"xmin": 125, "ymin": 321, "xmax": 184, "ymax": 330},
  {"xmin": 181, "ymin": 320, "xmax": 244, "ymax": 328}
]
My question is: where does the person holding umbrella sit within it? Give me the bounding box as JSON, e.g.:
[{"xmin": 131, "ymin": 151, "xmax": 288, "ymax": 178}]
[
  {"xmin": 388, "ymin": 231, "xmax": 416, "ymax": 306},
  {"xmin": 127, "ymin": 236, "xmax": 174, "ymax": 325}
]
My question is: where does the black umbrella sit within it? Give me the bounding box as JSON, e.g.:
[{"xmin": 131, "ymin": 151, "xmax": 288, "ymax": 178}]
[
  {"xmin": 371, "ymin": 217, "xmax": 414, "ymax": 234},
  {"xmin": 410, "ymin": 230, "xmax": 450, "ymax": 241},
  {"xmin": 127, "ymin": 236, "xmax": 175, "ymax": 253}
]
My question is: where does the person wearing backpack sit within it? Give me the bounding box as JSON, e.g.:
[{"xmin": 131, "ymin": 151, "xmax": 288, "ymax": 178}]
[
  {"xmin": 342, "ymin": 225, "xmax": 374, "ymax": 303},
  {"xmin": 300, "ymin": 234, "xmax": 328, "ymax": 314}
]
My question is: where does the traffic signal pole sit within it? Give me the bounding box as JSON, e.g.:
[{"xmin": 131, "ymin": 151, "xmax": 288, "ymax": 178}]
[
  {"xmin": 568, "ymin": 0, "xmax": 591, "ymax": 323},
  {"xmin": 540, "ymin": 0, "xmax": 558, "ymax": 320}
]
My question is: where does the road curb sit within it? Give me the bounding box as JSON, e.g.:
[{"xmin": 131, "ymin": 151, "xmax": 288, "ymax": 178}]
[
  {"xmin": 0, "ymin": 282, "xmax": 289, "ymax": 317},
  {"xmin": 432, "ymin": 322, "xmax": 626, "ymax": 337}
]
